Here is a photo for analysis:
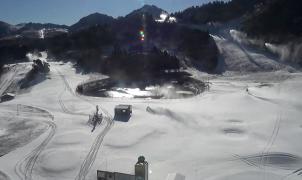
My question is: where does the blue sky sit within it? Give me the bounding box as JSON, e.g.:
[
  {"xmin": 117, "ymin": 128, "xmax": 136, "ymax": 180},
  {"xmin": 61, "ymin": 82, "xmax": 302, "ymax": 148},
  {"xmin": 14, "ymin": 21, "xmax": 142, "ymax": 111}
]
[{"xmin": 0, "ymin": 0, "xmax": 219, "ymax": 25}]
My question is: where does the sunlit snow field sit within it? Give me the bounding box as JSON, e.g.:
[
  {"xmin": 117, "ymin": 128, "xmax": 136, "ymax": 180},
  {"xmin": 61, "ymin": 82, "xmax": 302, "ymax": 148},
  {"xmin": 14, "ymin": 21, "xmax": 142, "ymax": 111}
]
[
  {"xmin": 0, "ymin": 26, "xmax": 302, "ymax": 180},
  {"xmin": 0, "ymin": 60, "xmax": 301, "ymax": 180}
]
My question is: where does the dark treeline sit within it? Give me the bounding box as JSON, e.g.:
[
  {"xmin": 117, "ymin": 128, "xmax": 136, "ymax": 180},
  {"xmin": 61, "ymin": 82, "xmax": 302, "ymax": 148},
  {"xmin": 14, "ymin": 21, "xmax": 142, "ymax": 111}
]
[
  {"xmin": 0, "ymin": 21, "xmax": 68, "ymax": 39},
  {"xmin": 242, "ymin": 0, "xmax": 302, "ymax": 43},
  {"xmin": 47, "ymin": 25, "xmax": 115, "ymax": 54},
  {"xmin": 0, "ymin": 37, "xmax": 45, "ymax": 63},
  {"xmin": 69, "ymin": 13, "xmax": 115, "ymax": 32},
  {"xmin": 0, "ymin": 21, "xmax": 12, "ymax": 38},
  {"xmin": 0, "ymin": 6, "xmax": 219, "ymax": 76},
  {"xmin": 0, "ymin": 62, "xmax": 3, "ymax": 74},
  {"xmin": 16, "ymin": 23, "xmax": 68, "ymax": 32},
  {"xmin": 46, "ymin": 13, "xmax": 218, "ymax": 74},
  {"xmin": 174, "ymin": 0, "xmax": 302, "ymax": 43},
  {"xmin": 100, "ymin": 46, "xmax": 180, "ymax": 79},
  {"xmin": 174, "ymin": 0, "xmax": 263, "ymax": 24},
  {"xmin": 112, "ymin": 14, "xmax": 218, "ymax": 70}
]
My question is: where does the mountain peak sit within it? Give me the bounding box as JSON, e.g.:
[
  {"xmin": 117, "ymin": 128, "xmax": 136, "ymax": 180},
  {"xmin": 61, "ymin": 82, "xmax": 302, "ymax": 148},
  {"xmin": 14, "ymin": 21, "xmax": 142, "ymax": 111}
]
[
  {"xmin": 141, "ymin": 4, "xmax": 159, "ymax": 9},
  {"xmin": 70, "ymin": 12, "xmax": 115, "ymax": 32},
  {"xmin": 86, "ymin": 12, "xmax": 110, "ymax": 18},
  {"xmin": 0, "ymin": 21, "xmax": 17, "ymax": 38},
  {"xmin": 126, "ymin": 4, "xmax": 167, "ymax": 19}
]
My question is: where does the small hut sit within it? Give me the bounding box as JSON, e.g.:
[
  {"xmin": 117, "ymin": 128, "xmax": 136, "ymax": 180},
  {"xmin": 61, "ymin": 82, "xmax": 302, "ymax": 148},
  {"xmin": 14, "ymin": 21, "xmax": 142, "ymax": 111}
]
[{"xmin": 114, "ymin": 105, "xmax": 132, "ymax": 117}]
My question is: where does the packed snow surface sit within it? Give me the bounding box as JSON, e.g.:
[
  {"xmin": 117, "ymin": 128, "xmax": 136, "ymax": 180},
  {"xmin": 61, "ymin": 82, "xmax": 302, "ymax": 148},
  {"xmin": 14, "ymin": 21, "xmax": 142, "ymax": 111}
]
[
  {"xmin": 0, "ymin": 60, "xmax": 301, "ymax": 180},
  {"xmin": 1, "ymin": 24, "xmax": 302, "ymax": 180}
]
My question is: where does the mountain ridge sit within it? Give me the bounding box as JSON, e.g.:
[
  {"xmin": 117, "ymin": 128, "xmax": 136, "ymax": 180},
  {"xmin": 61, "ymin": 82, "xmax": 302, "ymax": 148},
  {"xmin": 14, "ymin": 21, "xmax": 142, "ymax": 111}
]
[
  {"xmin": 126, "ymin": 4, "xmax": 167, "ymax": 19},
  {"xmin": 69, "ymin": 13, "xmax": 115, "ymax": 32}
]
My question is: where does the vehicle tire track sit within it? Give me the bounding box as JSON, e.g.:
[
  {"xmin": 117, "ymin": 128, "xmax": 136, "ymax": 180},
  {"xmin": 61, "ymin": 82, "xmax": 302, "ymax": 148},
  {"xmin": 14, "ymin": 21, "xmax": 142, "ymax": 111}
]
[
  {"xmin": 54, "ymin": 67, "xmax": 114, "ymax": 180},
  {"xmin": 0, "ymin": 65, "xmax": 19, "ymax": 96},
  {"xmin": 247, "ymin": 89, "xmax": 278, "ymax": 105},
  {"xmin": 260, "ymin": 116, "xmax": 281, "ymax": 166},
  {"xmin": 283, "ymin": 166, "xmax": 302, "ymax": 179},
  {"xmin": 75, "ymin": 117, "xmax": 114, "ymax": 180},
  {"xmin": 56, "ymin": 67, "xmax": 113, "ymax": 119},
  {"xmin": 58, "ymin": 86, "xmax": 88, "ymax": 116},
  {"xmin": 0, "ymin": 170, "xmax": 11, "ymax": 180},
  {"xmin": 14, "ymin": 106, "xmax": 56, "ymax": 180},
  {"xmin": 260, "ymin": 114, "xmax": 281, "ymax": 180},
  {"xmin": 56, "ymin": 68, "xmax": 96, "ymax": 117},
  {"xmin": 232, "ymin": 154, "xmax": 259, "ymax": 168}
]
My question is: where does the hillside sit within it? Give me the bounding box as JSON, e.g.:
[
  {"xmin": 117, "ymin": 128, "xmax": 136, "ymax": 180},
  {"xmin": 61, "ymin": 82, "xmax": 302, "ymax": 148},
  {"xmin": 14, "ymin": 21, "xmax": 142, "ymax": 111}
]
[
  {"xmin": 0, "ymin": 22, "xmax": 68, "ymax": 39},
  {"xmin": 174, "ymin": 0, "xmax": 302, "ymax": 43},
  {"xmin": 125, "ymin": 4, "xmax": 166, "ymax": 19},
  {"xmin": 46, "ymin": 18, "xmax": 218, "ymax": 74},
  {"xmin": 39, "ymin": 5, "xmax": 219, "ymax": 74},
  {"xmin": 174, "ymin": 0, "xmax": 262, "ymax": 24},
  {"xmin": 69, "ymin": 13, "xmax": 115, "ymax": 32},
  {"xmin": 0, "ymin": 21, "xmax": 16, "ymax": 38},
  {"xmin": 242, "ymin": 0, "xmax": 302, "ymax": 43},
  {"xmin": 16, "ymin": 22, "xmax": 68, "ymax": 32}
]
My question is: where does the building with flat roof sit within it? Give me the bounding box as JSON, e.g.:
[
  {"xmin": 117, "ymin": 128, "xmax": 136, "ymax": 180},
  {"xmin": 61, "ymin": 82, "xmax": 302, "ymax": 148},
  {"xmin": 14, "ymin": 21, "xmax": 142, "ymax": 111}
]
[
  {"xmin": 115, "ymin": 105, "xmax": 132, "ymax": 116},
  {"xmin": 97, "ymin": 156, "xmax": 148, "ymax": 180},
  {"xmin": 97, "ymin": 171, "xmax": 135, "ymax": 180},
  {"xmin": 114, "ymin": 104, "xmax": 132, "ymax": 122}
]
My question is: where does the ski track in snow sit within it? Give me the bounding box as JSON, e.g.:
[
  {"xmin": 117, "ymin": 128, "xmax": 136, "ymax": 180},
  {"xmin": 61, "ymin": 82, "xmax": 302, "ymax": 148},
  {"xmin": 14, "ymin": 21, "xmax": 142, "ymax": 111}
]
[
  {"xmin": 75, "ymin": 117, "xmax": 114, "ymax": 180},
  {"xmin": 0, "ymin": 24, "xmax": 301, "ymax": 180},
  {"xmin": 13, "ymin": 105, "xmax": 56, "ymax": 180},
  {"xmin": 210, "ymin": 28, "xmax": 295, "ymax": 73},
  {"xmin": 55, "ymin": 67, "xmax": 115, "ymax": 180},
  {"xmin": 0, "ymin": 65, "xmax": 19, "ymax": 96},
  {"xmin": 260, "ymin": 115, "xmax": 281, "ymax": 179},
  {"xmin": 58, "ymin": 86, "xmax": 88, "ymax": 116},
  {"xmin": 232, "ymin": 154, "xmax": 260, "ymax": 168},
  {"xmin": 0, "ymin": 170, "xmax": 11, "ymax": 180}
]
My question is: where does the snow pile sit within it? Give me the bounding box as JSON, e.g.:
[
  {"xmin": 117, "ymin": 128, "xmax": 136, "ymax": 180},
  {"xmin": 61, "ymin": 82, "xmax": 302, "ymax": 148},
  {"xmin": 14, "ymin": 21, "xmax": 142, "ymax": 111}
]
[{"xmin": 156, "ymin": 13, "xmax": 177, "ymax": 23}]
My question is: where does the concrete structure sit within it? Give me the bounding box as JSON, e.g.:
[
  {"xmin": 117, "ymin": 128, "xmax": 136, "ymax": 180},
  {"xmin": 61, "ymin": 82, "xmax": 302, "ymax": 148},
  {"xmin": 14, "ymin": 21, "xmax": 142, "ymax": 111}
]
[
  {"xmin": 135, "ymin": 156, "xmax": 148, "ymax": 180},
  {"xmin": 97, "ymin": 171, "xmax": 135, "ymax": 180},
  {"xmin": 0, "ymin": 93, "xmax": 15, "ymax": 102},
  {"xmin": 97, "ymin": 156, "xmax": 148, "ymax": 180}
]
